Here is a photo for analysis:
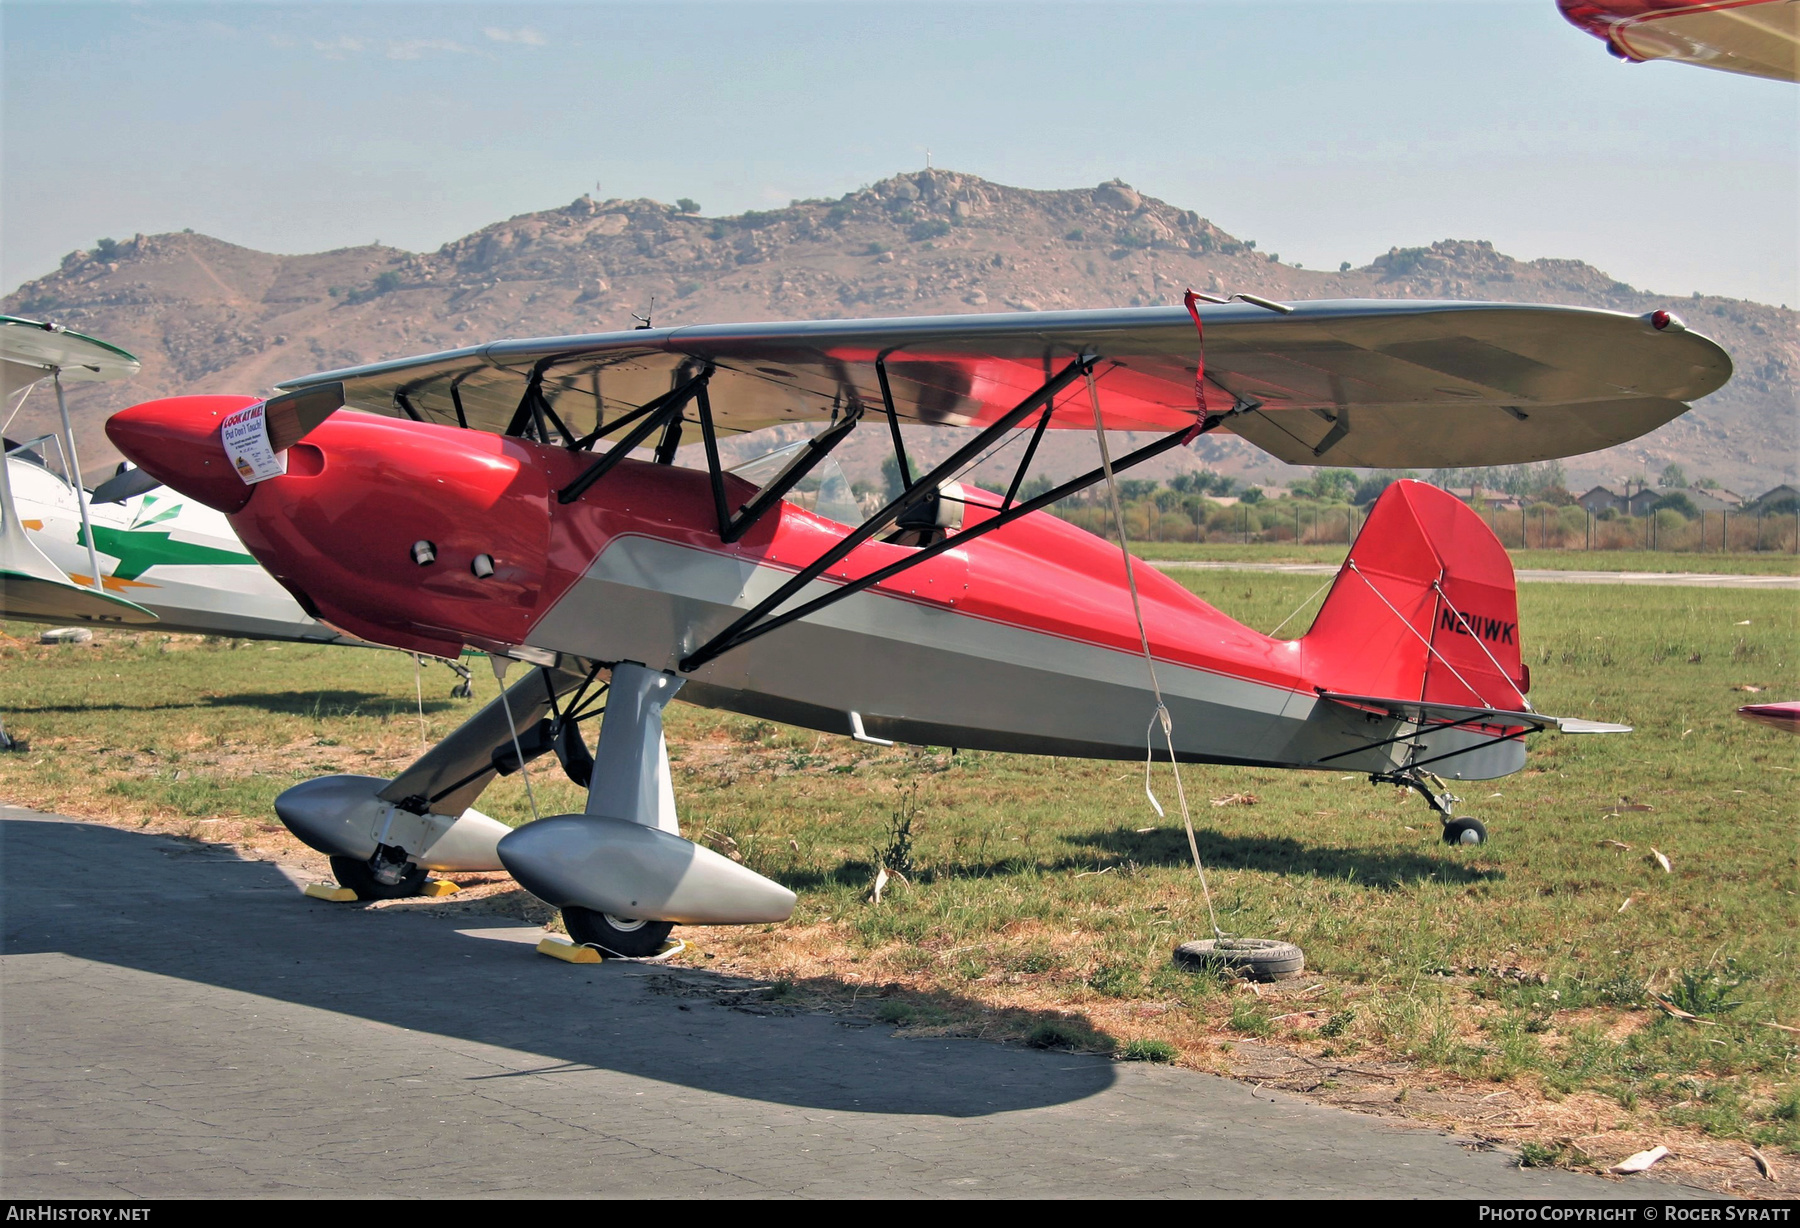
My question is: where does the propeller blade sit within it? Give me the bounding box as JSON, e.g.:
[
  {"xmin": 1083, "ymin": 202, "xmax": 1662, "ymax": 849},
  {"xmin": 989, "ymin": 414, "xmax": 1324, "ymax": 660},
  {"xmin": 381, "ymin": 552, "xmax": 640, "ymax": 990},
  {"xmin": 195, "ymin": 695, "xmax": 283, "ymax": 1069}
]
[
  {"xmin": 91, "ymin": 465, "xmax": 163, "ymax": 504},
  {"xmin": 264, "ymin": 381, "xmax": 344, "ymax": 452}
]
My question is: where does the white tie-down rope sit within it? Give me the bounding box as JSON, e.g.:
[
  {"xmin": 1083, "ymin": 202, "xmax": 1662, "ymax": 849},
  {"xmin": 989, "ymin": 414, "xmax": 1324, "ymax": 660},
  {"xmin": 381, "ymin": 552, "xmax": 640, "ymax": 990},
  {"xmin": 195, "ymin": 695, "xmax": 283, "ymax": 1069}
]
[
  {"xmin": 1266, "ymin": 572, "xmax": 1338, "ymax": 639},
  {"xmin": 413, "ymin": 655, "xmax": 429, "ymax": 752},
  {"xmin": 490, "ymin": 655, "xmax": 541, "ymax": 823},
  {"xmin": 1345, "ymin": 561, "xmax": 1492, "ymax": 710},
  {"xmin": 1086, "ymin": 371, "xmax": 1223, "ymax": 941}
]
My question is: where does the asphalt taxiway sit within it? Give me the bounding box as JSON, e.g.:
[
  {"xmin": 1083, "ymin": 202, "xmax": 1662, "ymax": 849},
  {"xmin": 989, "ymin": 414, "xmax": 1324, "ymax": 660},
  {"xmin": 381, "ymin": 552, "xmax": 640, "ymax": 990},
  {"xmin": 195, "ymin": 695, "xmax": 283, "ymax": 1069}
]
[{"xmin": 0, "ymin": 806, "xmax": 1703, "ymax": 1199}]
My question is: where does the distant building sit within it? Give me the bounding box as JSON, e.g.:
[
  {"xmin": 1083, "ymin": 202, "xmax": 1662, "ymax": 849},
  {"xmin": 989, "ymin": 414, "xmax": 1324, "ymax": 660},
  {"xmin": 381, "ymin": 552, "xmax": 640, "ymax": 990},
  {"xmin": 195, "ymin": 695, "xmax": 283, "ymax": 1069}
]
[
  {"xmin": 1684, "ymin": 488, "xmax": 1743, "ymax": 513},
  {"xmin": 1576, "ymin": 485, "xmax": 1670, "ymax": 516},
  {"xmin": 1750, "ymin": 483, "xmax": 1800, "ymax": 512},
  {"xmin": 1577, "ymin": 485, "xmax": 1624, "ymax": 514}
]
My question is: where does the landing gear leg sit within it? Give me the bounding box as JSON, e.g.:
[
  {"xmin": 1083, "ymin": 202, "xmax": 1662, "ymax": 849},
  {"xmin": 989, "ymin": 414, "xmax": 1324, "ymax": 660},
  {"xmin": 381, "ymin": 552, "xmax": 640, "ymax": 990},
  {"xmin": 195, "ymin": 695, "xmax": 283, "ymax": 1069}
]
[
  {"xmin": 559, "ymin": 662, "xmax": 684, "ymax": 950},
  {"xmin": 444, "ymin": 660, "xmax": 474, "ymax": 700},
  {"xmin": 1371, "ymin": 768, "xmax": 1486, "ymax": 846}
]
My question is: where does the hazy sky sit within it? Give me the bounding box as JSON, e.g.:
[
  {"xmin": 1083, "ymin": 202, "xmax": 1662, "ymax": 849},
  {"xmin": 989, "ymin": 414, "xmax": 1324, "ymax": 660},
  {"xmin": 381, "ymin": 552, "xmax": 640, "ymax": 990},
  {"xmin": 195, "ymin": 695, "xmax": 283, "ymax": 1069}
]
[{"xmin": 4, "ymin": 0, "xmax": 1795, "ymax": 305}]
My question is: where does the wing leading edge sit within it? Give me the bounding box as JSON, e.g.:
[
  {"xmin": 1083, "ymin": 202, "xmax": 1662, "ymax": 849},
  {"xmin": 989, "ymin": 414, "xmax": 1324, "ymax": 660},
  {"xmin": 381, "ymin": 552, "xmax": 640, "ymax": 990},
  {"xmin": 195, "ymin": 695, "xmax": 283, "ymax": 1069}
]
[{"xmin": 275, "ymin": 299, "xmax": 1730, "ymax": 470}]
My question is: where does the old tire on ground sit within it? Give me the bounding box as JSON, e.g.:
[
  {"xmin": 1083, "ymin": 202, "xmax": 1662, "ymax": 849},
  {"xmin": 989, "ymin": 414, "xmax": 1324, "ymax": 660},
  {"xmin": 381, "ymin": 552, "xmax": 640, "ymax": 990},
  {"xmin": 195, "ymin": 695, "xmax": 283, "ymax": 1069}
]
[
  {"xmin": 564, "ymin": 906, "xmax": 674, "ymax": 958},
  {"xmin": 1173, "ymin": 938, "xmax": 1305, "ymax": 982},
  {"xmin": 1441, "ymin": 817, "xmax": 1488, "ymax": 846},
  {"xmin": 329, "ymin": 854, "xmax": 428, "ymax": 900}
]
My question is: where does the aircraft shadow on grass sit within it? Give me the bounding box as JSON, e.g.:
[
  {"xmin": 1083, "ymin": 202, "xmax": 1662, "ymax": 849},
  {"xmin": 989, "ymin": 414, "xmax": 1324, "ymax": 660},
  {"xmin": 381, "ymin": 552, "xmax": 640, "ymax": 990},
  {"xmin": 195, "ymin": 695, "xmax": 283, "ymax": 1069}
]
[
  {"xmin": 203, "ymin": 689, "xmax": 464, "ymax": 718},
  {"xmin": 15, "ymin": 690, "xmax": 462, "ymax": 718},
  {"xmin": 0, "ymin": 816, "xmax": 1115, "ymax": 1117},
  {"xmin": 781, "ymin": 825, "xmax": 1496, "ymax": 892},
  {"xmin": 1066, "ymin": 826, "xmax": 1499, "ymax": 888}
]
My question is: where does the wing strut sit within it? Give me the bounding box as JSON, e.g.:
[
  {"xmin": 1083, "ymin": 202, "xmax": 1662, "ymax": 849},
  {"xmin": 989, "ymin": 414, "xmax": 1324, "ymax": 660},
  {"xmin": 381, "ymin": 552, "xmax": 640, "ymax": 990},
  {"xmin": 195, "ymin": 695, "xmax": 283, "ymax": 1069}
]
[
  {"xmin": 678, "ymin": 412, "xmax": 1207, "ymax": 672},
  {"xmin": 874, "ymin": 352, "xmax": 915, "ymax": 493},
  {"xmin": 674, "ymin": 355, "xmax": 1263, "ymax": 673},
  {"xmin": 557, "ymin": 367, "xmax": 714, "ymax": 504},
  {"xmin": 680, "ymin": 354, "xmax": 1099, "ymax": 671},
  {"xmin": 704, "ymin": 393, "xmax": 866, "ymax": 544}
]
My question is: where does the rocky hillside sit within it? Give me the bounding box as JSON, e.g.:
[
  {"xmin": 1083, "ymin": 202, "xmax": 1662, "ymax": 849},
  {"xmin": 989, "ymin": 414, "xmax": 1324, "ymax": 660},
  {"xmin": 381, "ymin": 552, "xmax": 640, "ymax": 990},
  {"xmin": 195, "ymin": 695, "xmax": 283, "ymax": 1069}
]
[{"xmin": 6, "ymin": 170, "xmax": 1794, "ymax": 493}]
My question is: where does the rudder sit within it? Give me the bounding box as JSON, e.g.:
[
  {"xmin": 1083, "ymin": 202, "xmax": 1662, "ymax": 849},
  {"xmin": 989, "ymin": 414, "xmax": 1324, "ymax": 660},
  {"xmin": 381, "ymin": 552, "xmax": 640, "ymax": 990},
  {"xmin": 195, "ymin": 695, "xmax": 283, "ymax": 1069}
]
[{"xmin": 1301, "ymin": 481, "xmax": 1527, "ymax": 711}]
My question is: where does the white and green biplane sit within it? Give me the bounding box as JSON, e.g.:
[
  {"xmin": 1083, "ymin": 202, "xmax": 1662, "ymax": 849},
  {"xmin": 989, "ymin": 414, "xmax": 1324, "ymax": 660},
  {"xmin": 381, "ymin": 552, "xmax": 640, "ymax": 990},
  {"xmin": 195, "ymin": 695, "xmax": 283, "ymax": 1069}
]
[
  {"xmin": 1, "ymin": 316, "xmax": 471, "ymax": 698},
  {"xmin": 0, "ymin": 314, "xmax": 358, "ymax": 640}
]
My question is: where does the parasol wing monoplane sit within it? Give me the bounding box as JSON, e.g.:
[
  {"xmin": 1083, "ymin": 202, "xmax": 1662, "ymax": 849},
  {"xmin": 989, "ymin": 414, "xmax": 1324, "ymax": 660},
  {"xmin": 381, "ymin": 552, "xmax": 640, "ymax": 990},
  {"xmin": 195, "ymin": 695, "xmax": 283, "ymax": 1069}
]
[{"xmin": 107, "ymin": 297, "xmax": 1727, "ymax": 952}]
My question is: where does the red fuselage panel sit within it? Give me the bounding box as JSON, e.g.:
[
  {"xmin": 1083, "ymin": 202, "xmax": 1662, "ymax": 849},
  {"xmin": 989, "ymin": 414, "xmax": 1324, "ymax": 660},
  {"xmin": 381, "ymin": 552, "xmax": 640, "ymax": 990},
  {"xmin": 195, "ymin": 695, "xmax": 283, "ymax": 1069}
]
[{"xmin": 196, "ymin": 411, "xmax": 1303, "ymax": 692}]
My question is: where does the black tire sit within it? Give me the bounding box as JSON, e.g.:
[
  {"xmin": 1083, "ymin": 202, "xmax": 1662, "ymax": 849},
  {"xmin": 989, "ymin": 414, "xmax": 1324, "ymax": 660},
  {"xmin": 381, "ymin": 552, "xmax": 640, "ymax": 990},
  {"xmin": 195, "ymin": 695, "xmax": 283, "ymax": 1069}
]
[
  {"xmin": 563, "ymin": 906, "xmax": 674, "ymax": 958},
  {"xmin": 1442, "ymin": 817, "xmax": 1488, "ymax": 847},
  {"xmin": 329, "ymin": 854, "xmax": 428, "ymax": 900},
  {"xmin": 1173, "ymin": 938, "xmax": 1305, "ymax": 982}
]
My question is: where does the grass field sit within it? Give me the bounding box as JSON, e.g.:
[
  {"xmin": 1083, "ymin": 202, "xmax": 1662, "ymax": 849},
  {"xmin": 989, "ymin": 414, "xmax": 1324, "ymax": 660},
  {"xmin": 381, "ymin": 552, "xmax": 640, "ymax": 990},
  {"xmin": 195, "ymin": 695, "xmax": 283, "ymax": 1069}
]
[
  {"xmin": 2, "ymin": 573, "xmax": 1796, "ymax": 1183},
  {"xmin": 1130, "ymin": 541, "xmax": 1800, "ymax": 575}
]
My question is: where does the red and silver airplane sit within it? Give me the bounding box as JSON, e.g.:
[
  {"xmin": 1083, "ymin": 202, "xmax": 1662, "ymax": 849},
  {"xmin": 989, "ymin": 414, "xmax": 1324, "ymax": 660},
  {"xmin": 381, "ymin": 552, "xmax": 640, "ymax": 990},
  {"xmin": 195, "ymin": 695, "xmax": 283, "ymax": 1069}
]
[
  {"xmin": 1559, "ymin": 0, "xmax": 1798, "ymax": 81},
  {"xmin": 105, "ymin": 298, "xmax": 1731, "ymax": 954}
]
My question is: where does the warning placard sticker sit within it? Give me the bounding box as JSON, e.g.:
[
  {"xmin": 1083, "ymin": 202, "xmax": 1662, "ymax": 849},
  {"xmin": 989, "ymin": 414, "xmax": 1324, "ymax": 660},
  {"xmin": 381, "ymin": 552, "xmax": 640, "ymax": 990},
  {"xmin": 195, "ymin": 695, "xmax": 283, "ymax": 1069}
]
[{"xmin": 220, "ymin": 401, "xmax": 287, "ymax": 485}]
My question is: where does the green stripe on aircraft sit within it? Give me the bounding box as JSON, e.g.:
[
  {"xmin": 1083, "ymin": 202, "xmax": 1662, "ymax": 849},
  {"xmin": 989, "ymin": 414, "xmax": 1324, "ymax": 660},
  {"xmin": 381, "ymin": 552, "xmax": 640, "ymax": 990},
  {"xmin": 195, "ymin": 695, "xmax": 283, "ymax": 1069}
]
[{"xmin": 80, "ymin": 525, "xmax": 257, "ymax": 581}]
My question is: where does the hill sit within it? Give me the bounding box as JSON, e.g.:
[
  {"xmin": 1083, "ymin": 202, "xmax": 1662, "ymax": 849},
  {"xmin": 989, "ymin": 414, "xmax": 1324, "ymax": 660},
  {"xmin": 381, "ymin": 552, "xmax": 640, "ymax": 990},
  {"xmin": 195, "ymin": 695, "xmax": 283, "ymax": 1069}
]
[{"xmin": 5, "ymin": 170, "xmax": 1794, "ymax": 494}]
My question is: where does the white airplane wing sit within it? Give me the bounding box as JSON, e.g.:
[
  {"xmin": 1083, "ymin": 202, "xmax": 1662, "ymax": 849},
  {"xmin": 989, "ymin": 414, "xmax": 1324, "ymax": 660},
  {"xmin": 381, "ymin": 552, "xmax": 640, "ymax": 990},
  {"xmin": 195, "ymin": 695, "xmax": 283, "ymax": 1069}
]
[{"xmin": 276, "ymin": 299, "xmax": 1731, "ymax": 469}]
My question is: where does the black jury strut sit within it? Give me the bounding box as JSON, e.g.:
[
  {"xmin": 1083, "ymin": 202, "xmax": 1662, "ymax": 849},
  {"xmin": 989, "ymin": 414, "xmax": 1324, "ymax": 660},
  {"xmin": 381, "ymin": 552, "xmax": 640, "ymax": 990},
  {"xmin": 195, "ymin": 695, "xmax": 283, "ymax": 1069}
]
[{"xmin": 875, "ymin": 353, "xmax": 915, "ymax": 492}]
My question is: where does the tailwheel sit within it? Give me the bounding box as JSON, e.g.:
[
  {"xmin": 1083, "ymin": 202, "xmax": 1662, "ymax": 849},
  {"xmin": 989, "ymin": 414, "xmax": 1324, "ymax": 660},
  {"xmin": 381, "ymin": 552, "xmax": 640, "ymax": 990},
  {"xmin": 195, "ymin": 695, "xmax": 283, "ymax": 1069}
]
[
  {"xmin": 563, "ymin": 906, "xmax": 673, "ymax": 958},
  {"xmin": 329, "ymin": 847, "xmax": 429, "ymax": 900},
  {"xmin": 1441, "ymin": 817, "xmax": 1488, "ymax": 847}
]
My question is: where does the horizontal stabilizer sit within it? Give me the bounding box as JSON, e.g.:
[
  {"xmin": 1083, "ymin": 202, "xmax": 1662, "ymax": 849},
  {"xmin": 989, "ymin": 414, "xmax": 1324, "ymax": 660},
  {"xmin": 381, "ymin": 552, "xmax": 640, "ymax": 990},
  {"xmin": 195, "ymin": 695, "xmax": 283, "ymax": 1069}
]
[
  {"xmin": 91, "ymin": 465, "xmax": 163, "ymax": 505},
  {"xmin": 1553, "ymin": 717, "xmax": 1634, "ymax": 735},
  {"xmin": 1320, "ymin": 691, "xmax": 1629, "ymax": 735}
]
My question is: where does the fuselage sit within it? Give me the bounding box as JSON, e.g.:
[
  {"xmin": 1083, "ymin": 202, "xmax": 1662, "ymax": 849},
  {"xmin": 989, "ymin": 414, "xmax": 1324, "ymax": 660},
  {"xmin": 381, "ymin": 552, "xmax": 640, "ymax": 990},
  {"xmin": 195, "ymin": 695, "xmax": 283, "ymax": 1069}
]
[{"xmin": 121, "ymin": 404, "xmax": 1499, "ymax": 777}]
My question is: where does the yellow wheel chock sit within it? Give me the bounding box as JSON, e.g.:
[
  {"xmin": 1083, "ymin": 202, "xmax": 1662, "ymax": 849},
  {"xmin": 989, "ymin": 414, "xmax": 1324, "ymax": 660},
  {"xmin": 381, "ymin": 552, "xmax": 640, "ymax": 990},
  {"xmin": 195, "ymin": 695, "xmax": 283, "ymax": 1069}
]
[
  {"xmin": 303, "ymin": 882, "xmax": 358, "ymax": 902},
  {"xmin": 536, "ymin": 937, "xmax": 604, "ymax": 964}
]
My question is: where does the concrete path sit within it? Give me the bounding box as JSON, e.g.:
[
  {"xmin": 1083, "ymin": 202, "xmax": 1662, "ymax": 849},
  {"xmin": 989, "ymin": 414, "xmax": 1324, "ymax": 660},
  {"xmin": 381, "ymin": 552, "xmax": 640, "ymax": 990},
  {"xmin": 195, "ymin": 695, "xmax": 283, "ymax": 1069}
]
[
  {"xmin": 0, "ymin": 806, "xmax": 1703, "ymax": 1199},
  {"xmin": 1152, "ymin": 560, "xmax": 1799, "ymax": 588}
]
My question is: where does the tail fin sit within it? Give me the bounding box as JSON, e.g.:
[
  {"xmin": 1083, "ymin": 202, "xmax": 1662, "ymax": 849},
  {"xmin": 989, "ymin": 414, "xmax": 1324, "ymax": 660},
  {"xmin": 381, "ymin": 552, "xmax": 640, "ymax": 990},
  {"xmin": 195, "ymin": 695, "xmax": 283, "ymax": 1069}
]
[{"xmin": 1301, "ymin": 480, "xmax": 1527, "ymax": 711}]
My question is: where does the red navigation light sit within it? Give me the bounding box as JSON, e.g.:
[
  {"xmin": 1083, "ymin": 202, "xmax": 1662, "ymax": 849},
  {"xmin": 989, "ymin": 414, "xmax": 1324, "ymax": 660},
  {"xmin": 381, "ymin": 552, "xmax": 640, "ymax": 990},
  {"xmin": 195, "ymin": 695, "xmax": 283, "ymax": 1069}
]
[
  {"xmin": 1651, "ymin": 310, "xmax": 1670, "ymax": 330},
  {"xmin": 1645, "ymin": 310, "xmax": 1686, "ymax": 333}
]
